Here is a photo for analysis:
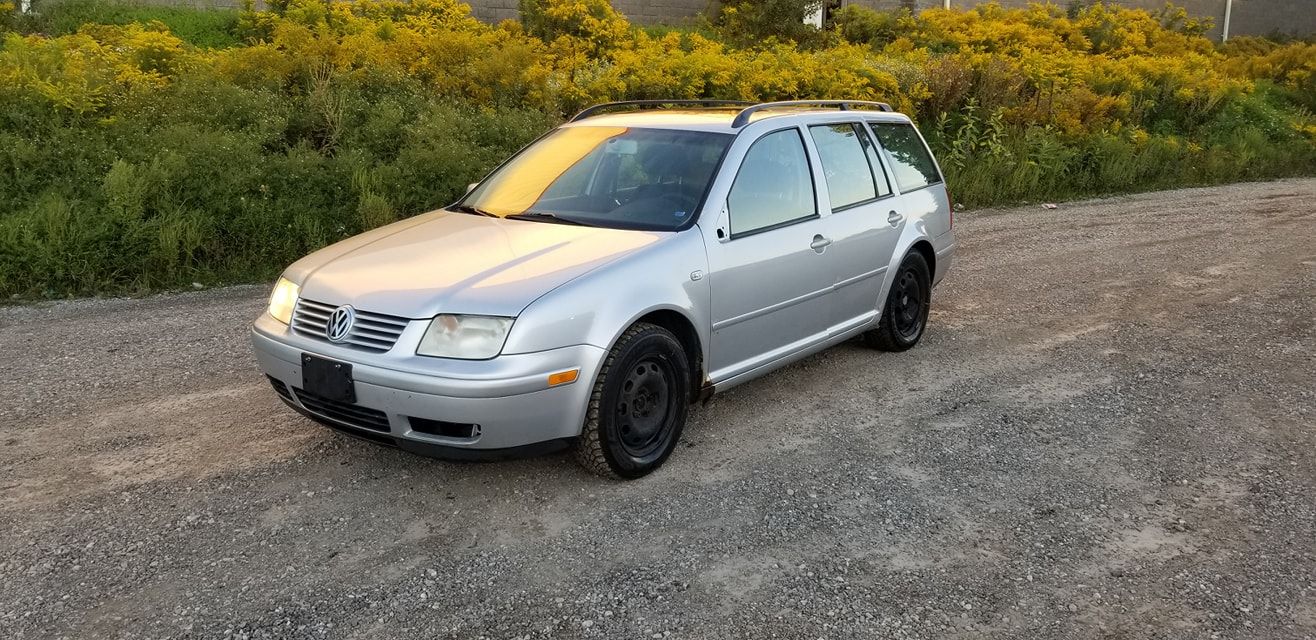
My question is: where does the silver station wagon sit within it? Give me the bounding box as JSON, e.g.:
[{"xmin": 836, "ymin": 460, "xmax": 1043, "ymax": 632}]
[{"xmin": 252, "ymin": 100, "xmax": 956, "ymax": 478}]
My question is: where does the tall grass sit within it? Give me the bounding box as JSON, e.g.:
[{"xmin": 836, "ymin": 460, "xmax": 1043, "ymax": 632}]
[
  {"xmin": 0, "ymin": 86, "xmax": 554, "ymax": 295},
  {"xmin": 927, "ymin": 88, "xmax": 1316, "ymax": 206},
  {"xmin": 0, "ymin": 0, "xmax": 1313, "ymax": 298},
  {"xmin": 20, "ymin": 0, "xmax": 241, "ymax": 47}
]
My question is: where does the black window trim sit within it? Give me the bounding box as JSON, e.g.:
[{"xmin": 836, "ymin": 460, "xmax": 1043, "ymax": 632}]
[
  {"xmin": 864, "ymin": 119, "xmax": 945, "ymax": 194},
  {"xmin": 726, "ymin": 125, "xmax": 820, "ymax": 241},
  {"xmin": 854, "ymin": 121, "xmax": 897, "ymax": 198},
  {"xmin": 831, "ymin": 193, "xmax": 891, "ymax": 214}
]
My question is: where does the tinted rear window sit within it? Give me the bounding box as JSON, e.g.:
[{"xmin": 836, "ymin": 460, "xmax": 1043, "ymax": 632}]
[
  {"xmin": 870, "ymin": 122, "xmax": 941, "ymax": 192},
  {"xmin": 808, "ymin": 124, "xmax": 877, "ymax": 209}
]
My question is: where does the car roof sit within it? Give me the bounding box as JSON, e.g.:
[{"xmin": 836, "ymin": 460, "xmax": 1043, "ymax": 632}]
[{"xmin": 560, "ymin": 108, "xmax": 913, "ymax": 134}]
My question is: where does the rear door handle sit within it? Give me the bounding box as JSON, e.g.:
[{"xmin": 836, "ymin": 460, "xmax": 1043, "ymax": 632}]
[
  {"xmin": 887, "ymin": 210, "xmax": 904, "ymax": 226},
  {"xmin": 810, "ymin": 234, "xmax": 832, "ymax": 252}
]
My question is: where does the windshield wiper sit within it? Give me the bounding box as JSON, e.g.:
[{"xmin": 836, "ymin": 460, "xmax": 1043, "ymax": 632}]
[
  {"xmin": 448, "ymin": 203, "xmax": 498, "ymax": 217},
  {"xmin": 504, "ymin": 211, "xmax": 597, "ymax": 227}
]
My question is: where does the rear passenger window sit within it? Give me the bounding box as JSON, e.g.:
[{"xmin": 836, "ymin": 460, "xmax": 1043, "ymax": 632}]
[
  {"xmin": 728, "ymin": 129, "xmax": 816, "ymax": 236},
  {"xmin": 857, "ymin": 126, "xmax": 893, "ymax": 198},
  {"xmin": 870, "ymin": 122, "xmax": 941, "ymax": 192},
  {"xmin": 808, "ymin": 124, "xmax": 881, "ymax": 210}
]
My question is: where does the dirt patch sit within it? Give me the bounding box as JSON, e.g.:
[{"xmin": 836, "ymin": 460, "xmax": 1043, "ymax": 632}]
[{"xmin": 1, "ymin": 178, "xmax": 1314, "ymax": 639}]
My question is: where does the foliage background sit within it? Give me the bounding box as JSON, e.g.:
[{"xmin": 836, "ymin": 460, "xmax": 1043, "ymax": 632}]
[{"xmin": 0, "ymin": 0, "xmax": 1313, "ymax": 297}]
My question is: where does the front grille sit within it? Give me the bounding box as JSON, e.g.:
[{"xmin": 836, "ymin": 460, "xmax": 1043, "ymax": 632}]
[
  {"xmin": 291, "ymin": 298, "xmax": 410, "ymax": 353},
  {"xmin": 318, "ymin": 418, "xmax": 397, "ymax": 447},
  {"xmin": 294, "ymin": 388, "xmax": 392, "ymax": 433}
]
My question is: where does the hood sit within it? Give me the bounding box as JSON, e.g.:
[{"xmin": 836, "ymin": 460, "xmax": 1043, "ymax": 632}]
[{"xmin": 288, "ymin": 210, "xmax": 665, "ymax": 318}]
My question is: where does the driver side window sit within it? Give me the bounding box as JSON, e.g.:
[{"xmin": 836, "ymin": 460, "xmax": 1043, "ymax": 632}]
[{"xmin": 728, "ymin": 129, "xmax": 816, "ymax": 237}]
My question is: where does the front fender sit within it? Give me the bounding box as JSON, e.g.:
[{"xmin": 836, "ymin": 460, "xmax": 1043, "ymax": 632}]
[{"xmin": 500, "ymin": 231, "xmax": 711, "ymax": 367}]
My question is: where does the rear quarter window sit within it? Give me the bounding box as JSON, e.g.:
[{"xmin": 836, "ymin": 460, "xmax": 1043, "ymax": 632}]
[{"xmin": 870, "ymin": 122, "xmax": 941, "ymax": 192}]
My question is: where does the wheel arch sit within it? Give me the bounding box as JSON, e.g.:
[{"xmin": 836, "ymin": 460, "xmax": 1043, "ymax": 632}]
[
  {"xmin": 874, "ymin": 227, "xmax": 938, "ymax": 319},
  {"xmin": 908, "ymin": 239, "xmax": 936, "ymax": 278},
  {"xmin": 609, "ymin": 306, "xmax": 705, "ymax": 404}
]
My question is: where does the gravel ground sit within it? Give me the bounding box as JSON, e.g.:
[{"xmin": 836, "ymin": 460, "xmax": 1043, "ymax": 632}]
[{"xmin": 2, "ymin": 178, "xmax": 1314, "ymax": 639}]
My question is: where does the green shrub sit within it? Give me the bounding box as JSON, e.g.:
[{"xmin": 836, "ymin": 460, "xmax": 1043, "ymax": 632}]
[
  {"xmin": 518, "ymin": 0, "xmax": 629, "ymax": 52},
  {"xmin": 831, "ymin": 5, "xmax": 905, "ymax": 49},
  {"xmin": 716, "ymin": 0, "xmax": 825, "ymax": 47},
  {"xmin": 23, "ymin": 0, "xmax": 241, "ymax": 48},
  {"xmin": 0, "ymin": 73, "xmax": 551, "ymax": 295},
  {"xmin": 0, "ymin": 0, "xmax": 1313, "ymax": 298}
]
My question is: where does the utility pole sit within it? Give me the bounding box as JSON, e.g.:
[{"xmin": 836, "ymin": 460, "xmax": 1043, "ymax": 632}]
[{"xmin": 1221, "ymin": 0, "xmax": 1233, "ymax": 42}]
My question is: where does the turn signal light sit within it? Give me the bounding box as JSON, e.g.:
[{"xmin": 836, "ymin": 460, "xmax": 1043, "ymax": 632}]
[{"xmin": 547, "ymin": 369, "xmax": 580, "ymax": 387}]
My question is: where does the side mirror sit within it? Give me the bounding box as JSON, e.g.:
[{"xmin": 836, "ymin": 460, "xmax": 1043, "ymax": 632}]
[{"xmin": 466, "ymin": 182, "xmax": 479, "ymax": 194}]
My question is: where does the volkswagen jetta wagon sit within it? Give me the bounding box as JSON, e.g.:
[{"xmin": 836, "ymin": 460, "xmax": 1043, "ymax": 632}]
[{"xmin": 252, "ymin": 100, "xmax": 956, "ymax": 479}]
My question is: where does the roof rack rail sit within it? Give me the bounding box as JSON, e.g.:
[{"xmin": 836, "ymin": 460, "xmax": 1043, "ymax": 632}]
[
  {"xmin": 730, "ymin": 100, "xmax": 893, "ymax": 128},
  {"xmin": 570, "ymin": 100, "xmax": 756, "ymax": 122}
]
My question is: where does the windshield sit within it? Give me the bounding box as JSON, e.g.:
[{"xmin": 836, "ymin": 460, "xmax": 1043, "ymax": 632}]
[{"xmin": 458, "ymin": 126, "xmax": 734, "ymax": 231}]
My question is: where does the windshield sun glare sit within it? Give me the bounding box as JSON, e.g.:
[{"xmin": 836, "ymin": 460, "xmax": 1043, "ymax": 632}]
[{"xmin": 460, "ymin": 127, "xmax": 733, "ymax": 231}]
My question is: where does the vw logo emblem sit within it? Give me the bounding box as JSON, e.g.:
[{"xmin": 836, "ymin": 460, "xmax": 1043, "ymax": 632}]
[{"xmin": 325, "ymin": 305, "xmax": 356, "ymax": 343}]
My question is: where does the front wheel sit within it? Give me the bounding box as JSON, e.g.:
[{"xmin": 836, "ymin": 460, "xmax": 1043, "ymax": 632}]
[
  {"xmin": 573, "ymin": 323, "xmax": 691, "ymax": 479},
  {"xmin": 864, "ymin": 251, "xmax": 932, "ymax": 352}
]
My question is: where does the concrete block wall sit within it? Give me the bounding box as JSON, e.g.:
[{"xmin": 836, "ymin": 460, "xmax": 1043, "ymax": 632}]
[
  {"xmin": 611, "ymin": 0, "xmax": 715, "ymax": 24},
  {"xmin": 462, "ymin": 0, "xmax": 1316, "ymax": 40},
  {"xmin": 465, "ymin": 0, "xmax": 715, "ymax": 25},
  {"xmin": 467, "ymin": 0, "xmax": 518, "ymax": 23},
  {"xmin": 1226, "ymin": 0, "xmax": 1316, "ymax": 39},
  {"xmin": 112, "ymin": 0, "xmax": 250, "ymax": 9},
  {"xmin": 838, "ymin": 0, "xmax": 1316, "ymax": 39}
]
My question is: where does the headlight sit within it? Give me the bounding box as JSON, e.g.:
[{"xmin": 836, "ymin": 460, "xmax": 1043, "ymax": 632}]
[
  {"xmin": 267, "ymin": 277, "xmax": 300, "ymax": 325},
  {"xmin": 417, "ymin": 314, "xmax": 514, "ymax": 360}
]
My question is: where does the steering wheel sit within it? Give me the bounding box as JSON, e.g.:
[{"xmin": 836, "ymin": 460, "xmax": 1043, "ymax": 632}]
[{"xmin": 611, "ymin": 194, "xmax": 692, "ymax": 225}]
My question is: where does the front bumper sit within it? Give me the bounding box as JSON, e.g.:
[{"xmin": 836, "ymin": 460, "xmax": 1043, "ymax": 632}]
[{"xmin": 251, "ymin": 314, "xmax": 605, "ymax": 455}]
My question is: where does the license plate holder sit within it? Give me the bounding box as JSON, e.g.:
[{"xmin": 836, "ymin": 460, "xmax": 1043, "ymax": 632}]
[{"xmin": 302, "ymin": 354, "xmax": 355, "ymax": 404}]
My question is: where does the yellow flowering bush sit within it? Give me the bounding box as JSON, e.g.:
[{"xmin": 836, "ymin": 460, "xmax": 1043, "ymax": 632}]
[
  {"xmin": 0, "ymin": 0, "xmax": 1312, "ymax": 297},
  {"xmin": 520, "ymin": 0, "xmax": 631, "ymax": 54},
  {"xmin": 1222, "ymin": 37, "xmax": 1316, "ymax": 108},
  {"xmin": 0, "ymin": 22, "xmax": 200, "ymax": 113}
]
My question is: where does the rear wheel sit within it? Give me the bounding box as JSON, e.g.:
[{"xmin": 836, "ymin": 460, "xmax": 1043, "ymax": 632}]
[
  {"xmin": 864, "ymin": 251, "xmax": 932, "ymax": 352},
  {"xmin": 573, "ymin": 323, "xmax": 691, "ymax": 479}
]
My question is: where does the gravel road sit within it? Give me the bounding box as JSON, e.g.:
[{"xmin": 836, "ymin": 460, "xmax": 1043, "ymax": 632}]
[{"xmin": 2, "ymin": 178, "xmax": 1314, "ymax": 639}]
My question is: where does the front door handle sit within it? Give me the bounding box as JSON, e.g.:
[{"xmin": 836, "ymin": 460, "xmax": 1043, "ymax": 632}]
[
  {"xmin": 810, "ymin": 234, "xmax": 832, "ymax": 253},
  {"xmin": 887, "ymin": 210, "xmax": 904, "ymax": 226}
]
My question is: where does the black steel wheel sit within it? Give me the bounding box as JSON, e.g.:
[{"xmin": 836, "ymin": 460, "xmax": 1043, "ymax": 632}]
[
  {"xmin": 890, "ymin": 268, "xmax": 924, "ymax": 340},
  {"xmin": 615, "ymin": 357, "xmax": 678, "ymax": 458},
  {"xmin": 574, "ymin": 323, "xmax": 691, "ymax": 479},
  {"xmin": 864, "ymin": 251, "xmax": 932, "ymax": 352}
]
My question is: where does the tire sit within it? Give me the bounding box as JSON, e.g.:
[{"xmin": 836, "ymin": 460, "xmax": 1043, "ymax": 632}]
[
  {"xmin": 864, "ymin": 251, "xmax": 932, "ymax": 352},
  {"xmin": 573, "ymin": 323, "xmax": 691, "ymax": 479}
]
